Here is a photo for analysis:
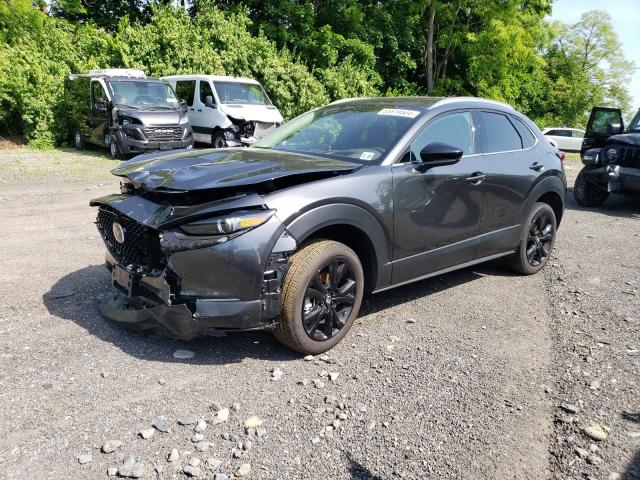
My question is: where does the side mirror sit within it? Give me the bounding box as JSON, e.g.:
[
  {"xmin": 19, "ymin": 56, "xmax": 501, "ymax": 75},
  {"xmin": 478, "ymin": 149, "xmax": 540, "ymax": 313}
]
[
  {"xmin": 205, "ymin": 95, "xmax": 216, "ymax": 108},
  {"xmin": 607, "ymin": 122, "xmax": 623, "ymax": 135},
  {"xmin": 179, "ymin": 99, "xmax": 188, "ymax": 112},
  {"xmin": 95, "ymin": 100, "xmax": 107, "ymax": 112},
  {"xmin": 414, "ymin": 142, "xmax": 463, "ymax": 172}
]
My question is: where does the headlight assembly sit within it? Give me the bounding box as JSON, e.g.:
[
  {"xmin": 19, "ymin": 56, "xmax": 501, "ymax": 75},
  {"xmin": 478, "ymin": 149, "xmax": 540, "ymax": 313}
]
[
  {"xmin": 604, "ymin": 147, "xmax": 618, "ymax": 161},
  {"xmin": 180, "ymin": 210, "xmax": 275, "ymax": 236},
  {"xmin": 120, "ymin": 116, "xmax": 138, "ymax": 126}
]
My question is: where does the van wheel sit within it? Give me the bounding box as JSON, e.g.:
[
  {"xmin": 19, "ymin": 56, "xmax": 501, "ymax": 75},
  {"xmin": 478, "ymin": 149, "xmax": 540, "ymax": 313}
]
[
  {"xmin": 273, "ymin": 240, "xmax": 364, "ymax": 355},
  {"xmin": 574, "ymin": 167, "xmax": 608, "ymax": 207},
  {"xmin": 212, "ymin": 131, "xmax": 227, "ymax": 148},
  {"xmin": 506, "ymin": 202, "xmax": 557, "ymax": 275},
  {"xmin": 74, "ymin": 129, "xmax": 85, "ymax": 150},
  {"xmin": 109, "ymin": 135, "xmax": 122, "ymax": 160}
]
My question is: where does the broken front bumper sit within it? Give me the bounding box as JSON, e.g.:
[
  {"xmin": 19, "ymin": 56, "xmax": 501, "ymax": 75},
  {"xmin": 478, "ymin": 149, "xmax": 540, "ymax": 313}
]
[{"xmin": 582, "ymin": 165, "xmax": 640, "ymax": 194}]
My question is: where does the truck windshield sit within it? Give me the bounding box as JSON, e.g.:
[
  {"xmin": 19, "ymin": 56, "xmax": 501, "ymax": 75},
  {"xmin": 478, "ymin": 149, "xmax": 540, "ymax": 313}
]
[
  {"xmin": 213, "ymin": 81, "xmax": 271, "ymax": 105},
  {"xmin": 108, "ymin": 80, "xmax": 179, "ymax": 110}
]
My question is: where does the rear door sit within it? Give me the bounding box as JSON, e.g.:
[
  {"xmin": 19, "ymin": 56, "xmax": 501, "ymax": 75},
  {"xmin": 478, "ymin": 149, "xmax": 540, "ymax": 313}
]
[
  {"xmin": 582, "ymin": 107, "xmax": 624, "ymax": 154},
  {"xmin": 472, "ymin": 110, "xmax": 543, "ymax": 258},
  {"xmin": 90, "ymin": 80, "xmax": 109, "ymax": 145},
  {"xmin": 175, "ymin": 80, "xmax": 200, "ymax": 138}
]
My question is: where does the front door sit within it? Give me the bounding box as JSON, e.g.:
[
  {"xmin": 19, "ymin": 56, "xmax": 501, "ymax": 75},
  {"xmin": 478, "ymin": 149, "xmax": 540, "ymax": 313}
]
[
  {"xmin": 192, "ymin": 80, "xmax": 227, "ymax": 144},
  {"xmin": 582, "ymin": 107, "xmax": 624, "ymax": 154},
  {"xmin": 90, "ymin": 81, "xmax": 109, "ymax": 145},
  {"xmin": 391, "ymin": 111, "xmax": 485, "ymax": 284}
]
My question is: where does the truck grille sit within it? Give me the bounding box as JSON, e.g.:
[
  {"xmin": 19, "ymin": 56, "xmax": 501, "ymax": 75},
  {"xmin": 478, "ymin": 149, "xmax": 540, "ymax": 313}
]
[
  {"xmin": 96, "ymin": 207, "xmax": 162, "ymax": 268},
  {"xmin": 617, "ymin": 147, "xmax": 640, "ymax": 169},
  {"xmin": 143, "ymin": 126, "xmax": 183, "ymax": 141}
]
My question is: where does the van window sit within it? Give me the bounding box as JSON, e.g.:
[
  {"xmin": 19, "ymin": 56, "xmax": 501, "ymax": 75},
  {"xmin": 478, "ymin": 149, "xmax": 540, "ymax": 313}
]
[
  {"xmin": 480, "ymin": 112, "xmax": 522, "ymax": 152},
  {"xmin": 175, "ymin": 80, "xmax": 196, "ymax": 107},
  {"xmin": 91, "ymin": 81, "xmax": 108, "ymax": 106},
  {"xmin": 410, "ymin": 111, "xmax": 476, "ymax": 161},
  {"xmin": 199, "ymin": 80, "xmax": 214, "ymax": 104}
]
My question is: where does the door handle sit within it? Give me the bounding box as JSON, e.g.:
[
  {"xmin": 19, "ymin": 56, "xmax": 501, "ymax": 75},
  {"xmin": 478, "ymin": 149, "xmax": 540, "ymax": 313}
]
[
  {"xmin": 189, "ymin": 108, "xmax": 195, "ymax": 111},
  {"xmin": 197, "ymin": 109, "xmax": 202, "ymax": 112},
  {"xmin": 529, "ymin": 162, "xmax": 544, "ymax": 171},
  {"xmin": 465, "ymin": 172, "xmax": 486, "ymax": 184}
]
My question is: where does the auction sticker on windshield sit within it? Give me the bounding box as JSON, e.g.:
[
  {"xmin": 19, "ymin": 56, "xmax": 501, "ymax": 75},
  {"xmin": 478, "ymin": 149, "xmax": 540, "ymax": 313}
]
[{"xmin": 377, "ymin": 108, "xmax": 421, "ymax": 118}]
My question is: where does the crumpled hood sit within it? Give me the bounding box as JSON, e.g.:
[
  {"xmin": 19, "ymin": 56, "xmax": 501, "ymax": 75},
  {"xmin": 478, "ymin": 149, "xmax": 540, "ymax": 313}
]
[
  {"xmin": 219, "ymin": 104, "xmax": 283, "ymax": 124},
  {"xmin": 117, "ymin": 107, "xmax": 187, "ymax": 126},
  {"xmin": 607, "ymin": 133, "xmax": 640, "ymax": 147},
  {"xmin": 112, "ymin": 148, "xmax": 359, "ymax": 191}
]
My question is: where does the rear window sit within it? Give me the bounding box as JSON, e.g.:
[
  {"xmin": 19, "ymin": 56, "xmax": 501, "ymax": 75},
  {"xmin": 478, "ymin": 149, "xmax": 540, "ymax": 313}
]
[
  {"xmin": 511, "ymin": 117, "xmax": 536, "ymax": 149},
  {"xmin": 480, "ymin": 112, "xmax": 522, "ymax": 152}
]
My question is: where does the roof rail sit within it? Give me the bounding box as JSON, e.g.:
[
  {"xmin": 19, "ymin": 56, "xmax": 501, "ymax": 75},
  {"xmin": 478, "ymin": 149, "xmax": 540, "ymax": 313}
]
[
  {"xmin": 87, "ymin": 68, "xmax": 147, "ymax": 78},
  {"xmin": 328, "ymin": 97, "xmax": 373, "ymax": 105},
  {"xmin": 433, "ymin": 96, "xmax": 514, "ymax": 109}
]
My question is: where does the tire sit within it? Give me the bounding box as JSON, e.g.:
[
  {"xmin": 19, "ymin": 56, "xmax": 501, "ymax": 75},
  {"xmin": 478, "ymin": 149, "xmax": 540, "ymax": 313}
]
[
  {"xmin": 506, "ymin": 202, "xmax": 557, "ymax": 275},
  {"xmin": 73, "ymin": 129, "xmax": 85, "ymax": 150},
  {"xmin": 109, "ymin": 134, "xmax": 121, "ymax": 160},
  {"xmin": 212, "ymin": 130, "xmax": 227, "ymax": 148},
  {"xmin": 273, "ymin": 240, "xmax": 364, "ymax": 354},
  {"xmin": 574, "ymin": 167, "xmax": 608, "ymax": 207}
]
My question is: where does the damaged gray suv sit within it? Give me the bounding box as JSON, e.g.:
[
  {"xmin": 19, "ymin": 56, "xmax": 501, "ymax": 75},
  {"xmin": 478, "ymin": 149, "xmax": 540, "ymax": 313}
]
[{"xmin": 91, "ymin": 97, "xmax": 566, "ymax": 354}]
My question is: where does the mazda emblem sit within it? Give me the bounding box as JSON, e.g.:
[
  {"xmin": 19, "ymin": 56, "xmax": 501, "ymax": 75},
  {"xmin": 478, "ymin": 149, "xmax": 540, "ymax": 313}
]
[{"xmin": 112, "ymin": 222, "xmax": 125, "ymax": 244}]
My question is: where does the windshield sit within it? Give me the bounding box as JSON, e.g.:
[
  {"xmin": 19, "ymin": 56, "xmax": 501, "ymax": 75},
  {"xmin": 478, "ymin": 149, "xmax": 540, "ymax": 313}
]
[
  {"xmin": 628, "ymin": 110, "xmax": 640, "ymax": 133},
  {"xmin": 254, "ymin": 105, "xmax": 423, "ymax": 163},
  {"xmin": 213, "ymin": 81, "xmax": 271, "ymax": 105},
  {"xmin": 108, "ymin": 80, "xmax": 179, "ymax": 110}
]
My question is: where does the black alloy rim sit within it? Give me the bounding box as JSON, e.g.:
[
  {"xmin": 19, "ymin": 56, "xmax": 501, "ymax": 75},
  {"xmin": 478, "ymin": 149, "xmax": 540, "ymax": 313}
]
[
  {"xmin": 526, "ymin": 211, "xmax": 554, "ymax": 267},
  {"xmin": 302, "ymin": 258, "xmax": 357, "ymax": 342}
]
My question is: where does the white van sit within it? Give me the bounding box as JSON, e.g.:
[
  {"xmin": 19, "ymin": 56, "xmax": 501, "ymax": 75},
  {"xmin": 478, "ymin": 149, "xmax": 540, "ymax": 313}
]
[{"xmin": 162, "ymin": 74, "xmax": 284, "ymax": 148}]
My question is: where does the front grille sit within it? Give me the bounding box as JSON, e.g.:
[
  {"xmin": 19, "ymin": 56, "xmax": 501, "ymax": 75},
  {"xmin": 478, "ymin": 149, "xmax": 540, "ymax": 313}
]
[
  {"xmin": 143, "ymin": 126, "xmax": 183, "ymax": 141},
  {"xmin": 617, "ymin": 147, "xmax": 640, "ymax": 169},
  {"xmin": 96, "ymin": 207, "xmax": 162, "ymax": 268}
]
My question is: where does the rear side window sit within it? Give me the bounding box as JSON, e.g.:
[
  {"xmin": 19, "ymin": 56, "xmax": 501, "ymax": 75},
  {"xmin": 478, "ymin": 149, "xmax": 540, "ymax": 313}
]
[
  {"xmin": 199, "ymin": 80, "xmax": 214, "ymax": 104},
  {"xmin": 175, "ymin": 80, "xmax": 196, "ymax": 107},
  {"xmin": 547, "ymin": 129, "xmax": 570, "ymax": 137},
  {"xmin": 510, "ymin": 117, "xmax": 536, "ymax": 148},
  {"xmin": 410, "ymin": 111, "xmax": 476, "ymax": 161},
  {"xmin": 91, "ymin": 81, "xmax": 108, "ymax": 105},
  {"xmin": 572, "ymin": 130, "xmax": 584, "ymax": 138},
  {"xmin": 480, "ymin": 112, "xmax": 522, "ymax": 152}
]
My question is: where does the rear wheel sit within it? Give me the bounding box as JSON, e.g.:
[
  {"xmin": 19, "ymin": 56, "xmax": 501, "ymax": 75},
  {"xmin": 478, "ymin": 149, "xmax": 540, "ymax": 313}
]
[
  {"xmin": 574, "ymin": 167, "xmax": 608, "ymax": 207},
  {"xmin": 506, "ymin": 202, "xmax": 557, "ymax": 275},
  {"xmin": 273, "ymin": 240, "xmax": 364, "ymax": 354}
]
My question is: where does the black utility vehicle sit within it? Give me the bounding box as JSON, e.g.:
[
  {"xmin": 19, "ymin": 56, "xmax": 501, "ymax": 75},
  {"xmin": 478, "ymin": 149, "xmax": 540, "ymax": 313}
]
[
  {"xmin": 91, "ymin": 97, "xmax": 566, "ymax": 354},
  {"xmin": 64, "ymin": 69, "xmax": 193, "ymax": 159},
  {"xmin": 575, "ymin": 106, "xmax": 640, "ymax": 206}
]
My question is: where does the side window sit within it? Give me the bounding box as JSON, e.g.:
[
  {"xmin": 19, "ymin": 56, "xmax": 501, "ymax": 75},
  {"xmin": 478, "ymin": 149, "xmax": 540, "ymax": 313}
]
[
  {"xmin": 91, "ymin": 81, "xmax": 107, "ymax": 106},
  {"xmin": 479, "ymin": 111, "xmax": 522, "ymax": 152},
  {"xmin": 199, "ymin": 80, "xmax": 214, "ymax": 104},
  {"xmin": 510, "ymin": 116, "xmax": 536, "ymax": 148},
  {"xmin": 587, "ymin": 109, "xmax": 622, "ymax": 135},
  {"xmin": 410, "ymin": 111, "xmax": 476, "ymax": 161},
  {"xmin": 572, "ymin": 130, "xmax": 584, "ymax": 138},
  {"xmin": 175, "ymin": 80, "xmax": 196, "ymax": 107}
]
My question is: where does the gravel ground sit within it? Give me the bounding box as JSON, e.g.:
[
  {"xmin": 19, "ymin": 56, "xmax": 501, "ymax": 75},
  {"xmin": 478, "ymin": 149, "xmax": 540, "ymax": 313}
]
[{"xmin": 0, "ymin": 148, "xmax": 637, "ymax": 479}]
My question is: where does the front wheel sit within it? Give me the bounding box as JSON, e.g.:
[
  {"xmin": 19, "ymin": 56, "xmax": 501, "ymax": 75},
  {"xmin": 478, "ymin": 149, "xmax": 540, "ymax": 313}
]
[
  {"xmin": 273, "ymin": 240, "xmax": 364, "ymax": 354},
  {"xmin": 506, "ymin": 202, "xmax": 557, "ymax": 275},
  {"xmin": 574, "ymin": 167, "xmax": 608, "ymax": 207},
  {"xmin": 212, "ymin": 130, "xmax": 227, "ymax": 148},
  {"xmin": 109, "ymin": 134, "xmax": 122, "ymax": 160},
  {"xmin": 73, "ymin": 129, "xmax": 85, "ymax": 150}
]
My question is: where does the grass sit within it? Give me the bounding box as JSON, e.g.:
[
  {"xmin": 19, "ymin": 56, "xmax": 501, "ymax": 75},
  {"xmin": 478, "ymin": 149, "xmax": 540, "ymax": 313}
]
[{"xmin": 0, "ymin": 147, "xmax": 117, "ymax": 183}]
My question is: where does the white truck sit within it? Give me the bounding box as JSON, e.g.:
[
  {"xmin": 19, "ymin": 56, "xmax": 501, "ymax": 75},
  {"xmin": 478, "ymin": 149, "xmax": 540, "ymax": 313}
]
[{"xmin": 162, "ymin": 74, "xmax": 284, "ymax": 148}]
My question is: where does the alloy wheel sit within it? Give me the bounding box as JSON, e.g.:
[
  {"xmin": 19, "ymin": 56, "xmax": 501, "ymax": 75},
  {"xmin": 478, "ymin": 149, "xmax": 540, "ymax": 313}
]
[
  {"xmin": 526, "ymin": 210, "xmax": 554, "ymax": 267},
  {"xmin": 302, "ymin": 259, "xmax": 357, "ymax": 342}
]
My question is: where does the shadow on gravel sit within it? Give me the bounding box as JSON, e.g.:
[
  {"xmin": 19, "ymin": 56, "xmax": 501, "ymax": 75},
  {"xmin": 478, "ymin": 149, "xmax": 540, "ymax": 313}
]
[
  {"xmin": 44, "ymin": 258, "xmax": 513, "ymax": 364},
  {"xmin": 43, "ymin": 264, "xmax": 299, "ymax": 365},
  {"xmin": 624, "ymin": 453, "xmax": 640, "ymax": 480},
  {"xmin": 565, "ymin": 186, "xmax": 640, "ymax": 218},
  {"xmin": 346, "ymin": 454, "xmax": 384, "ymax": 479}
]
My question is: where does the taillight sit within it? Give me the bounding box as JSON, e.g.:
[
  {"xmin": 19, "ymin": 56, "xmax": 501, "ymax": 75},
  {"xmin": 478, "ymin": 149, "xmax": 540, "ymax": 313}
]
[{"xmin": 556, "ymin": 151, "xmax": 565, "ymax": 163}]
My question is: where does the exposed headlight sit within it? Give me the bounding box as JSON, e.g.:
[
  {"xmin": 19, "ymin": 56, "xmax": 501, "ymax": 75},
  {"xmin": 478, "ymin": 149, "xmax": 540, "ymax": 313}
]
[
  {"xmin": 120, "ymin": 116, "xmax": 137, "ymax": 126},
  {"xmin": 604, "ymin": 148, "xmax": 618, "ymax": 161},
  {"xmin": 180, "ymin": 210, "xmax": 275, "ymax": 236}
]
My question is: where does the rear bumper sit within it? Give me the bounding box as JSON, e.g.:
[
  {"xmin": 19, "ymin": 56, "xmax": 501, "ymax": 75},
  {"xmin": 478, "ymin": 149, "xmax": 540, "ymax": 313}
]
[{"xmin": 583, "ymin": 165, "xmax": 640, "ymax": 193}]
